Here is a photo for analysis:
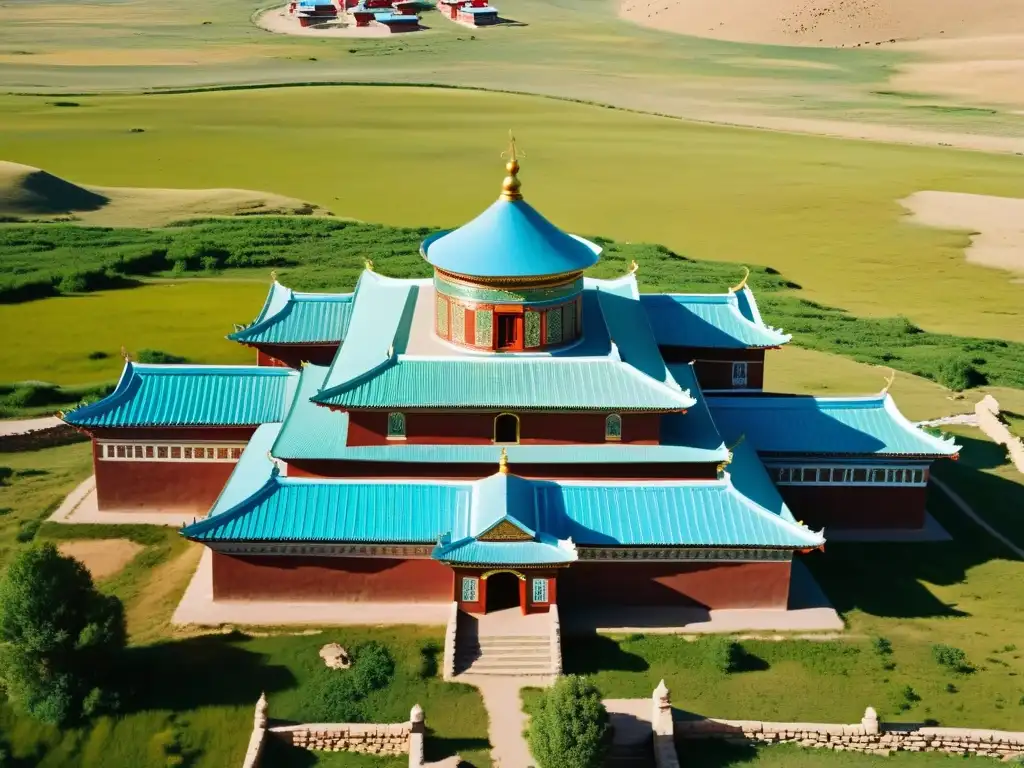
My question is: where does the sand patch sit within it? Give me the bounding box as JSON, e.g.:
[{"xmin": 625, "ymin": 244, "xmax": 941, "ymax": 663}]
[
  {"xmin": 0, "ymin": 160, "xmax": 331, "ymax": 226},
  {"xmin": 59, "ymin": 539, "xmax": 144, "ymax": 581},
  {"xmin": 255, "ymin": 7, "xmax": 395, "ymax": 37},
  {"xmin": 901, "ymin": 191, "xmax": 1024, "ymax": 275},
  {"xmin": 618, "ymin": 0, "xmax": 1024, "ymax": 47}
]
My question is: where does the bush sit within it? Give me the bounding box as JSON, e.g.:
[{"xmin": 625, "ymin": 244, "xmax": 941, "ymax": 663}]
[
  {"xmin": 0, "ymin": 543, "xmax": 126, "ymax": 724},
  {"xmin": 15, "ymin": 519, "xmax": 40, "ymax": 543},
  {"xmin": 310, "ymin": 641, "xmax": 396, "ymax": 722},
  {"xmin": 872, "ymin": 637, "xmax": 893, "ymax": 656},
  {"xmin": 135, "ymin": 349, "xmax": 188, "ymax": 365},
  {"xmin": 57, "ymin": 272, "xmax": 89, "ymax": 293},
  {"xmin": 350, "ymin": 641, "xmax": 395, "ymax": 696},
  {"xmin": 932, "ymin": 644, "xmax": 973, "ymax": 673},
  {"xmin": 936, "ymin": 356, "xmax": 983, "ymax": 391},
  {"xmin": 696, "ymin": 636, "xmax": 743, "ymax": 674},
  {"xmin": 528, "ymin": 675, "xmax": 609, "ymax": 768}
]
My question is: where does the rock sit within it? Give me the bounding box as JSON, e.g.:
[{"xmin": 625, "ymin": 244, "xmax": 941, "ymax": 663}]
[{"xmin": 319, "ymin": 643, "xmax": 351, "ymax": 670}]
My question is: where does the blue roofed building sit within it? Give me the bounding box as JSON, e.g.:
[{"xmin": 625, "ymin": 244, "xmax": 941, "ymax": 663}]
[{"xmin": 62, "ymin": 137, "xmax": 958, "ymax": 627}]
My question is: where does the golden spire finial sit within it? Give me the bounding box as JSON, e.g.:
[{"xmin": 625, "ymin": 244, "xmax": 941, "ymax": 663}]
[
  {"xmin": 628, "ymin": 260, "xmax": 639, "ymax": 276},
  {"xmin": 270, "ymin": 269, "xmax": 278, "ymax": 283},
  {"xmin": 364, "ymin": 259, "xmax": 375, "ymax": 273},
  {"xmin": 498, "ymin": 447, "xmax": 509, "ymax": 474},
  {"xmin": 500, "ymin": 130, "xmax": 524, "ymax": 201},
  {"xmin": 881, "ymin": 368, "xmax": 896, "ymax": 395},
  {"xmin": 729, "ymin": 267, "xmax": 750, "ymax": 293},
  {"xmin": 120, "ymin": 345, "xmax": 131, "ymax": 363}
]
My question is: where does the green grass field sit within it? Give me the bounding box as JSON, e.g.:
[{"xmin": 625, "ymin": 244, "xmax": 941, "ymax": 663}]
[
  {"xmin": 676, "ymin": 741, "xmax": 998, "ymax": 766},
  {"xmin": 3, "ymin": 87, "xmax": 1022, "ymax": 345}
]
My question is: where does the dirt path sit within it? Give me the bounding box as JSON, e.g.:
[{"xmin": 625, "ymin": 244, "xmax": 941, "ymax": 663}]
[
  {"xmin": 58, "ymin": 539, "xmax": 144, "ymax": 580},
  {"xmin": 0, "ymin": 416, "xmax": 62, "ymax": 437}
]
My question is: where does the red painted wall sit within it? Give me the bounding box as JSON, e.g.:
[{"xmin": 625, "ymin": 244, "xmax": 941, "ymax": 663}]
[
  {"xmin": 255, "ymin": 344, "xmax": 338, "ymax": 369},
  {"xmin": 345, "ymin": 411, "xmax": 661, "ymax": 446},
  {"xmin": 286, "ymin": 460, "xmax": 720, "ymax": 481},
  {"xmin": 558, "ymin": 560, "xmax": 792, "ymax": 609},
  {"xmin": 88, "ymin": 427, "xmax": 257, "ymax": 513},
  {"xmin": 778, "ymin": 485, "xmax": 928, "ymax": 530},
  {"xmin": 211, "ymin": 553, "xmax": 453, "ymax": 601},
  {"xmin": 660, "ymin": 348, "xmax": 767, "ymax": 390}
]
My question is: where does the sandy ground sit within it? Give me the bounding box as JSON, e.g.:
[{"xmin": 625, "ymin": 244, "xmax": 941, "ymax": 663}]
[
  {"xmin": 0, "ymin": 160, "xmax": 330, "ymax": 226},
  {"xmin": 58, "ymin": 539, "xmax": 144, "ymax": 581},
  {"xmin": 255, "ymin": 7, "xmax": 394, "ymax": 37},
  {"xmin": 901, "ymin": 191, "xmax": 1024, "ymax": 275},
  {"xmin": 618, "ymin": 0, "xmax": 1024, "ymax": 47}
]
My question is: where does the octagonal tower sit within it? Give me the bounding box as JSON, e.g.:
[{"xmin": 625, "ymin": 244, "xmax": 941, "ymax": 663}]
[{"xmin": 421, "ymin": 137, "xmax": 601, "ymax": 352}]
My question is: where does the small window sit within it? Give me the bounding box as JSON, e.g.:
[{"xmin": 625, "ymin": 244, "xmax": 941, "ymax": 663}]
[
  {"xmin": 230, "ymin": 447, "xmax": 242, "ymax": 460},
  {"xmin": 913, "ymin": 469, "xmax": 924, "ymax": 484},
  {"xmin": 831, "ymin": 468, "xmax": 845, "ymax": 483},
  {"xmin": 605, "ymin": 413, "xmax": 622, "ymax": 442},
  {"xmin": 194, "ymin": 447, "xmax": 206, "ymax": 460},
  {"xmin": 532, "ymin": 578, "xmax": 549, "ymax": 604},
  {"xmin": 872, "ymin": 468, "xmax": 886, "ymax": 483},
  {"xmin": 170, "ymin": 446, "xmax": 181, "ymax": 459},
  {"xmin": 184, "ymin": 447, "xmax": 193, "ymax": 460},
  {"xmin": 461, "ymin": 577, "xmax": 479, "ymax": 602},
  {"xmin": 145, "ymin": 445, "xmax": 154, "ymax": 459},
  {"xmin": 817, "ymin": 468, "xmax": 830, "ymax": 483},
  {"xmin": 387, "ymin": 412, "xmax": 406, "ymax": 440},
  {"xmin": 732, "ymin": 361, "xmax": 748, "ymax": 387},
  {"xmin": 494, "ymin": 413, "xmax": 520, "ymax": 444},
  {"xmin": 157, "ymin": 446, "xmax": 168, "ymax": 459},
  {"xmin": 116, "ymin": 445, "xmax": 126, "ymax": 458},
  {"xmin": 217, "ymin": 448, "xmax": 228, "ymax": 460},
  {"xmin": 802, "ymin": 468, "xmax": 816, "ymax": 483}
]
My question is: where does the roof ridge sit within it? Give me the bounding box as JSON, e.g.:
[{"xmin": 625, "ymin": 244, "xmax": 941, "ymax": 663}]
[
  {"xmin": 63, "ymin": 361, "xmax": 138, "ymax": 424},
  {"xmin": 881, "ymin": 394, "xmax": 961, "ymax": 455},
  {"xmin": 181, "ymin": 470, "xmax": 281, "ymax": 537},
  {"xmin": 722, "ymin": 473, "xmax": 824, "ymax": 547}
]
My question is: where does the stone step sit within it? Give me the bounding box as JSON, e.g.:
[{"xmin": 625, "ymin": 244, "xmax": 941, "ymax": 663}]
[
  {"xmin": 457, "ymin": 654, "xmax": 552, "ymax": 667},
  {"xmin": 464, "ymin": 638, "xmax": 550, "ymax": 649},
  {"xmin": 460, "ymin": 662, "xmax": 555, "ymax": 675}
]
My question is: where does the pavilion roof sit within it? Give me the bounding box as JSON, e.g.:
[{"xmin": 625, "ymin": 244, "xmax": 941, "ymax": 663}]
[
  {"xmin": 312, "ymin": 271, "xmax": 697, "ymax": 412},
  {"xmin": 62, "ymin": 363, "xmax": 298, "ymax": 428},
  {"xmin": 183, "ymin": 425, "xmax": 821, "ymax": 552},
  {"xmin": 708, "ymin": 394, "xmax": 960, "ymax": 457},
  {"xmin": 228, "ymin": 282, "xmax": 354, "ymax": 345},
  {"xmin": 272, "ymin": 363, "xmax": 727, "ymax": 463},
  {"xmin": 639, "ymin": 287, "xmax": 790, "ymax": 349}
]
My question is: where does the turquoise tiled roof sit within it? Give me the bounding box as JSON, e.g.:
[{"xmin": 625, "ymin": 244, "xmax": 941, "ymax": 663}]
[
  {"xmin": 432, "ymin": 537, "xmax": 576, "ymax": 566},
  {"xmin": 313, "ymin": 356, "xmax": 696, "ymax": 411},
  {"xmin": 185, "ymin": 431, "xmax": 819, "ymax": 550},
  {"xmin": 640, "ymin": 288, "xmax": 790, "ymax": 349},
  {"xmin": 63, "ymin": 363, "xmax": 297, "ymax": 428},
  {"xmin": 708, "ymin": 394, "xmax": 960, "ymax": 457},
  {"xmin": 421, "ymin": 198, "xmax": 600, "ymax": 279},
  {"xmin": 273, "ymin": 365, "xmax": 726, "ymax": 463},
  {"xmin": 228, "ymin": 282, "xmax": 354, "ymax": 345}
]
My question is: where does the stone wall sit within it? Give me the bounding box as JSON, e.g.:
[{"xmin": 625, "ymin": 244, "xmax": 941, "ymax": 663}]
[
  {"xmin": 443, "ymin": 601, "xmax": 458, "ymax": 681},
  {"xmin": 674, "ymin": 706, "xmax": 1024, "ymax": 760},
  {"xmin": 0, "ymin": 423, "xmax": 86, "ymax": 454},
  {"xmin": 271, "ymin": 722, "xmax": 412, "ymax": 755},
  {"xmin": 976, "ymin": 395, "xmax": 1024, "ymax": 474},
  {"xmin": 241, "ymin": 693, "xmax": 269, "ymax": 768}
]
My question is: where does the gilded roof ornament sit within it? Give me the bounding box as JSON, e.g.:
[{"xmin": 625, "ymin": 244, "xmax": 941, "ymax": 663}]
[
  {"xmin": 729, "ymin": 267, "xmax": 750, "ymax": 293},
  {"xmin": 120, "ymin": 345, "xmax": 131, "ymax": 362},
  {"xmin": 500, "ymin": 130, "xmax": 524, "ymax": 201},
  {"xmin": 365, "ymin": 259, "xmax": 375, "ymax": 273},
  {"xmin": 628, "ymin": 260, "xmax": 639, "ymax": 276},
  {"xmin": 498, "ymin": 447, "xmax": 509, "ymax": 474},
  {"xmin": 270, "ymin": 269, "xmax": 278, "ymax": 282},
  {"xmin": 881, "ymin": 368, "xmax": 896, "ymax": 395}
]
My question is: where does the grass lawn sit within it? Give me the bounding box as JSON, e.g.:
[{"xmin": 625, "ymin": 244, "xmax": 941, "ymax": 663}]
[
  {"xmin": 564, "ymin": 463, "xmax": 1024, "ymax": 730},
  {"xmin": 3, "ymin": 86, "xmax": 1024, "ymax": 344}
]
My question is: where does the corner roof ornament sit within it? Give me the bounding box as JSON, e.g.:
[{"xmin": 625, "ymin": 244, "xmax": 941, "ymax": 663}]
[
  {"xmin": 364, "ymin": 259, "xmax": 375, "ymax": 273},
  {"xmin": 120, "ymin": 345, "xmax": 131, "ymax": 363},
  {"xmin": 498, "ymin": 446, "xmax": 509, "ymax": 474},
  {"xmin": 500, "ymin": 130, "xmax": 524, "ymax": 201},
  {"xmin": 628, "ymin": 259, "xmax": 639, "ymax": 276},
  {"xmin": 270, "ymin": 269, "xmax": 278, "ymax": 282},
  {"xmin": 729, "ymin": 266, "xmax": 750, "ymax": 293},
  {"xmin": 881, "ymin": 368, "xmax": 896, "ymax": 395}
]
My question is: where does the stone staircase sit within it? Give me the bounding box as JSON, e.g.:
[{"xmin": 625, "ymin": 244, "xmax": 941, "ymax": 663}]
[{"xmin": 453, "ymin": 608, "xmax": 557, "ymax": 676}]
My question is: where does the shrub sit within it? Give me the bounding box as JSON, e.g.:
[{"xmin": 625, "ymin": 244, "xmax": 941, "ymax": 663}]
[
  {"xmin": 57, "ymin": 272, "xmax": 88, "ymax": 293},
  {"xmin": 0, "ymin": 543, "xmax": 127, "ymax": 724},
  {"xmin": 936, "ymin": 356, "xmax": 983, "ymax": 391},
  {"xmin": 0, "ymin": 468, "xmax": 11, "ymax": 486},
  {"xmin": 310, "ymin": 641, "xmax": 396, "ymax": 722},
  {"xmin": 932, "ymin": 644, "xmax": 973, "ymax": 673},
  {"xmin": 696, "ymin": 635, "xmax": 743, "ymax": 674},
  {"xmin": 87, "ymin": 350, "xmax": 109, "ymax": 360},
  {"xmin": 350, "ymin": 641, "xmax": 395, "ymax": 696},
  {"xmin": 528, "ymin": 675, "xmax": 609, "ymax": 768},
  {"xmin": 946, "ymin": 683, "xmax": 958, "ymax": 694},
  {"xmin": 135, "ymin": 349, "xmax": 188, "ymax": 365},
  {"xmin": 15, "ymin": 520, "xmax": 40, "ymax": 543},
  {"xmin": 872, "ymin": 637, "xmax": 893, "ymax": 656}
]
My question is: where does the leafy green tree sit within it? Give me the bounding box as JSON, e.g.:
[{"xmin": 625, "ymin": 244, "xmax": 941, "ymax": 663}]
[
  {"xmin": 528, "ymin": 675, "xmax": 610, "ymax": 768},
  {"xmin": 0, "ymin": 543, "xmax": 126, "ymax": 725}
]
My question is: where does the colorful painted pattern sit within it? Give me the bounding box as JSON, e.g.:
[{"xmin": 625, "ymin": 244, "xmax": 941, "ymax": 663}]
[
  {"xmin": 475, "ymin": 309, "xmax": 493, "ymax": 347},
  {"xmin": 451, "ymin": 302, "xmax": 466, "ymax": 344},
  {"xmin": 525, "ymin": 311, "xmax": 541, "ymax": 348},
  {"xmin": 436, "ymin": 293, "xmax": 449, "ymax": 337},
  {"xmin": 545, "ymin": 306, "xmax": 562, "ymax": 344},
  {"xmin": 434, "ymin": 275, "xmax": 582, "ymax": 305}
]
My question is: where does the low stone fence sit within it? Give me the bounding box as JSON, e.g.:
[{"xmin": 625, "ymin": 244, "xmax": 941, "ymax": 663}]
[
  {"xmin": 241, "ymin": 694, "xmax": 428, "ymax": 767},
  {"xmin": 976, "ymin": 395, "xmax": 1024, "ymax": 474},
  {"xmin": 0, "ymin": 422, "xmax": 85, "ymax": 453},
  {"xmin": 674, "ymin": 706, "xmax": 1024, "ymax": 760},
  {"xmin": 442, "ymin": 601, "xmax": 458, "ymax": 681},
  {"xmin": 549, "ymin": 603, "xmax": 563, "ymax": 676}
]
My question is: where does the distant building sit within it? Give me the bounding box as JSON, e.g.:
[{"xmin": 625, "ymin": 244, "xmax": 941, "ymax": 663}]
[
  {"xmin": 439, "ymin": 0, "xmax": 499, "ymax": 26},
  {"xmin": 63, "ymin": 140, "xmax": 958, "ymax": 615}
]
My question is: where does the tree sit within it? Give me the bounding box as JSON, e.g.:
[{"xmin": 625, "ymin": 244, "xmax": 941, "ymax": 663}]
[
  {"xmin": 0, "ymin": 543, "xmax": 126, "ymax": 725},
  {"xmin": 528, "ymin": 675, "xmax": 610, "ymax": 768}
]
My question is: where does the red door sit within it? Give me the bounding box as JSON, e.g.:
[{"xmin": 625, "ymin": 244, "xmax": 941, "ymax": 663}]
[{"xmin": 496, "ymin": 314, "xmax": 521, "ymax": 350}]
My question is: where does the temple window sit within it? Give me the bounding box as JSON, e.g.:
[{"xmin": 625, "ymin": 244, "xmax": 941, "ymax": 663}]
[
  {"xmin": 524, "ymin": 311, "xmax": 541, "ymax": 348},
  {"xmin": 461, "ymin": 576, "xmax": 479, "ymax": 602},
  {"xmin": 531, "ymin": 578, "xmax": 549, "ymax": 604},
  {"xmin": 605, "ymin": 413, "xmax": 622, "ymax": 442},
  {"xmin": 387, "ymin": 412, "xmax": 406, "ymax": 440},
  {"xmin": 732, "ymin": 362, "xmax": 748, "ymax": 387},
  {"xmin": 157, "ymin": 446, "xmax": 169, "ymax": 459},
  {"xmin": 494, "ymin": 413, "xmax": 520, "ymax": 444},
  {"xmin": 184, "ymin": 447, "xmax": 193, "ymax": 460},
  {"xmin": 545, "ymin": 306, "xmax": 563, "ymax": 345},
  {"xmin": 171, "ymin": 447, "xmax": 182, "ymax": 459}
]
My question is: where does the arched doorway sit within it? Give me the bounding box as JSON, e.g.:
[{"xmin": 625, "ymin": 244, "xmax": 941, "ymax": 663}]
[
  {"xmin": 494, "ymin": 413, "xmax": 520, "ymax": 444},
  {"xmin": 485, "ymin": 571, "xmax": 522, "ymax": 612}
]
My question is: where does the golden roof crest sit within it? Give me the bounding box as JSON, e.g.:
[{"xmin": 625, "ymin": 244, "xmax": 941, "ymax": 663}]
[
  {"xmin": 498, "ymin": 447, "xmax": 509, "ymax": 474},
  {"xmin": 500, "ymin": 131, "xmax": 524, "ymax": 201},
  {"xmin": 881, "ymin": 368, "xmax": 896, "ymax": 395},
  {"xmin": 729, "ymin": 267, "xmax": 750, "ymax": 293}
]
